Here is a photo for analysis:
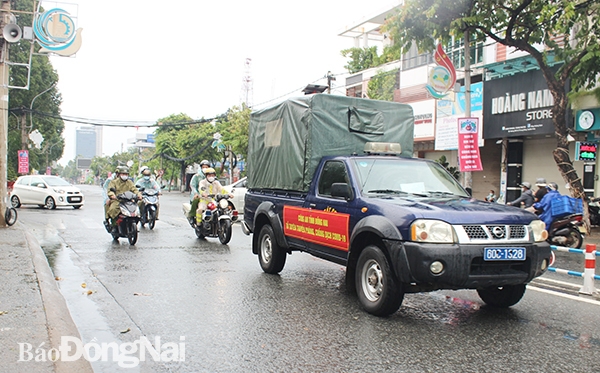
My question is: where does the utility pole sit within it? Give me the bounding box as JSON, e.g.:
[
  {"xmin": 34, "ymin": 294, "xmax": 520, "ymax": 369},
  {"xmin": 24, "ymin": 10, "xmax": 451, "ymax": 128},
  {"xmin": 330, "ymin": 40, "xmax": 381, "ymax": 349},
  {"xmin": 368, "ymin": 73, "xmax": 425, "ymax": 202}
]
[
  {"xmin": 327, "ymin": 71, "xmax": 336, "ymax": 94},
  {"xmin": 0, "ymin": 0, "xmax": 11, "ymax": 227},
  {"xmin": 463, "ymin": 29, "xmax": 472, "ymax": 194}
]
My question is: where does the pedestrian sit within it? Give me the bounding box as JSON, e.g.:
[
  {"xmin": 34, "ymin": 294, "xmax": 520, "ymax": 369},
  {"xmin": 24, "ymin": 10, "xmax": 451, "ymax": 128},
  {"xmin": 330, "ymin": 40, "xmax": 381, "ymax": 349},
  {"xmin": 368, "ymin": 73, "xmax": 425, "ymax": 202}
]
[
  {"xmin": 507, "ymin": 182, "xmax": 534, "ymax": 208},
  {"xmin": 484, "ymin": 190, "xmax": 497, "ymax": 202}
]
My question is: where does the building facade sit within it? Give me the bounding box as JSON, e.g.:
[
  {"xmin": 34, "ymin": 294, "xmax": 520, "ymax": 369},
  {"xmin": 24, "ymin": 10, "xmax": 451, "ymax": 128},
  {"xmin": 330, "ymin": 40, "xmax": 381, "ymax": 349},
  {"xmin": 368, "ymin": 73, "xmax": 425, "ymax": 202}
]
[{"xmin": 340, "ymin": 5, "xmax": 600, "ymax": 202}]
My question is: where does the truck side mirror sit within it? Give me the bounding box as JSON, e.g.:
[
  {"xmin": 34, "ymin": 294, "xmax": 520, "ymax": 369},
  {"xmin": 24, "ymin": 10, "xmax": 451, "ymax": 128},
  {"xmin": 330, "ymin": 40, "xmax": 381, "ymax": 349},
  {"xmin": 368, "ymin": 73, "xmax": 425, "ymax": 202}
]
[{"xmin": 331, "ymin": 183, "xmax": 352, "ymax": 200}]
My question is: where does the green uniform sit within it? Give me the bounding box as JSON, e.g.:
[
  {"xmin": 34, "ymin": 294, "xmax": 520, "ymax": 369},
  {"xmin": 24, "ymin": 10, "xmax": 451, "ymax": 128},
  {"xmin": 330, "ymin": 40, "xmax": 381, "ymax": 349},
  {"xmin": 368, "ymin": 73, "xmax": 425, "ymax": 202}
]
[
  {"xmin": 188, "ymin": 172, "xmax": 205, "ymax": 218},
  {"xmin": 106, "ymin": 177, "xmax": 140, "ymax": 221}
]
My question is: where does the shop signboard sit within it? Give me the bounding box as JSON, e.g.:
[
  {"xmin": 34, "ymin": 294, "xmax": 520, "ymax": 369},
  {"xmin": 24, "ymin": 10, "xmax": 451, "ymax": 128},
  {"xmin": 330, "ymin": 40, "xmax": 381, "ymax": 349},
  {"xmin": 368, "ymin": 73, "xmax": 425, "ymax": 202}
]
[{"xmin": 483, "ymin": 68, "xmax": 563, "ymax": 139}]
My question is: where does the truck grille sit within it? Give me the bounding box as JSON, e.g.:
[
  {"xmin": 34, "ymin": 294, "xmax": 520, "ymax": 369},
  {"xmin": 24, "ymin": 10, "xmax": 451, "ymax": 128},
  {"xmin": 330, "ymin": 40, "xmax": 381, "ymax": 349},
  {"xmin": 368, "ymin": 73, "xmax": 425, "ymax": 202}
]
[{"xmin": 459, "ymin": 225, "xmax": 528, "ymax": 243}]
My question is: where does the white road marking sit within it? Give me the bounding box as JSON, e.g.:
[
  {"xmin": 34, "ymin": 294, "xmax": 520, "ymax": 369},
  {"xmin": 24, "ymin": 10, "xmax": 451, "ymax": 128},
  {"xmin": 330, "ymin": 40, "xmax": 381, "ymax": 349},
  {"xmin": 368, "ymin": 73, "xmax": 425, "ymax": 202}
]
[{"xmin": 527, "ymin": 285, "xmax": 600, "ymax": 305}]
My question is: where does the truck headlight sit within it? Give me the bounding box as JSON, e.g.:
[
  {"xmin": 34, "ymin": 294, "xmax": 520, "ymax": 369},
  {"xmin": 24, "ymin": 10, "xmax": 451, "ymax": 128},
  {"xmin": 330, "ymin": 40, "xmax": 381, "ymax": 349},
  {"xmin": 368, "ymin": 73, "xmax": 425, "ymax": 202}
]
[
  {"xmin": 529, "ymin": 220, "xmax": 548, "ymax": 242},
  {"xmin": 410, "ymin": 219, "xmax": 456, "ymax": 243}
]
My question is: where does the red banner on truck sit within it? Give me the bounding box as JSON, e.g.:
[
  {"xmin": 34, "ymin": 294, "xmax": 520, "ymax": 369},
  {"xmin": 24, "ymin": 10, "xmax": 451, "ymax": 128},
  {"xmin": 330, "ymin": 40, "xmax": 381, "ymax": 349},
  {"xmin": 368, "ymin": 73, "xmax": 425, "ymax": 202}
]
[{"xmin": 283, "ymin": 206, "xmax": 350, "ymax": 251}]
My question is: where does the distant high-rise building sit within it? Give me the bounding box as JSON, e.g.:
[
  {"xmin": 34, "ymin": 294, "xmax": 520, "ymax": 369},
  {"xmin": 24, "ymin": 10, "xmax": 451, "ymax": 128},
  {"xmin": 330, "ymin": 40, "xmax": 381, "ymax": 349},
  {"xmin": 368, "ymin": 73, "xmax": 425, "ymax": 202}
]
[{"xmin": 75, "ymin": 127, "xmax": 100, "ymax": 159}]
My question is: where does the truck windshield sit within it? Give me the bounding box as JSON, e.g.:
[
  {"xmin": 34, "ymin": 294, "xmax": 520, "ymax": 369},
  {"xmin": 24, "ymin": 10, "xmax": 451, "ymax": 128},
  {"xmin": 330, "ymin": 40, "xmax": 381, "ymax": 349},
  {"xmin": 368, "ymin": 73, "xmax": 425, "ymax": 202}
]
[{"xmin": 352, "ymin": 158, "xmax": 469, "ymax": 198}]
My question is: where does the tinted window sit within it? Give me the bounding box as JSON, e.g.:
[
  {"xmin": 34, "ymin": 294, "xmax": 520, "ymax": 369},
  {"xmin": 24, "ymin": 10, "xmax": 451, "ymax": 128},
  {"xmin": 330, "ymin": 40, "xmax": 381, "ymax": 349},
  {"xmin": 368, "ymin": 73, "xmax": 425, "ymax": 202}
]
[{"xmin": 318, "ymin": 161, "xmax": 349, "ymax": 197}]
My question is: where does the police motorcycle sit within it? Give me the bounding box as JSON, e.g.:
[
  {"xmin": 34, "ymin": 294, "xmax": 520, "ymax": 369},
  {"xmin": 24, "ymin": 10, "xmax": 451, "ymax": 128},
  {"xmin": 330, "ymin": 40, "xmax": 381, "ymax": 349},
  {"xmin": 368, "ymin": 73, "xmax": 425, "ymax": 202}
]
[
  {"xmin": 183, "ymin": 194, "xmax": 238, "ymax": 244},
  {"xmin": 547, "ymin": 213, "xmax": 584, "ymax": 249},
  {"xmin": 105, "ymin": 189, "xmax": 141, "ymax": 245},
  {"xmin": 137, "ymin": 186, "xmax": 159, "ymax": 230}
]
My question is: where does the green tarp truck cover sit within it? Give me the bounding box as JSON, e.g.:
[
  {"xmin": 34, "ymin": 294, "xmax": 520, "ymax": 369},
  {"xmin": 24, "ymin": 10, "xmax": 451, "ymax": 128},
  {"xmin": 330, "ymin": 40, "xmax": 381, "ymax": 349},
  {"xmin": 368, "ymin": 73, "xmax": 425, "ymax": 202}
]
[{"xmin": 247, "ymin": 94, "xmax": 414, "ymax": 192}]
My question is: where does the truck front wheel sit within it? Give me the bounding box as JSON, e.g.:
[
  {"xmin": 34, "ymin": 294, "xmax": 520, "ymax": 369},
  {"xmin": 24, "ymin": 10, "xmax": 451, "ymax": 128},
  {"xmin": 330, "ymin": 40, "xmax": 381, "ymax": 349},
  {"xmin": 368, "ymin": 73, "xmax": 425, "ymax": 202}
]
[
  {"xmin": 258, "ymin": 224, "xmax": 286, "ymax": 274},
  {"xmin": 476, "ymin": 284, "xmax": 526, "ymax": 308},
  {"xmin": 356, "ymin": 245, "xmax": 403, "ymax": 316}
]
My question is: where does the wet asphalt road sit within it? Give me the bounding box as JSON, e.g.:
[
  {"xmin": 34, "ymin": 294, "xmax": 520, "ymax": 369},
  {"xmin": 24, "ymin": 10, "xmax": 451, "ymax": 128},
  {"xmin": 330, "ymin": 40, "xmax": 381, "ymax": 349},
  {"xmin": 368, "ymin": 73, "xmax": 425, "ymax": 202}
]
[{"xmin": 17, "ymin": 185, "xmax": 600, "ymax": 372}]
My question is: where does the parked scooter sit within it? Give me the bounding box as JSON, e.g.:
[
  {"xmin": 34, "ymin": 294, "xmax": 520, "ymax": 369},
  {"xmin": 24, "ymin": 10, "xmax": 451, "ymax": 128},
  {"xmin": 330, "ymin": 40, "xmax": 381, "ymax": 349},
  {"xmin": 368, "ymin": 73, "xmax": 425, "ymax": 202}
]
[
  {"xmin": 547, "ymin": 213, "xmax": 584, "ymax": 249},
  {"xmin": 588, "ymin": 197, "xmax": 600, "ymax": 227},
  {"xmin": 104, "ymin": 190, "xmax": 141, "ymax": 245},
  {"xmin": 138, "ymin": 187, "xmax": 159, "ymax": 230},
  {"xmin": 183, "ymin": 194, "xmax": 238, "ymax": 244}
]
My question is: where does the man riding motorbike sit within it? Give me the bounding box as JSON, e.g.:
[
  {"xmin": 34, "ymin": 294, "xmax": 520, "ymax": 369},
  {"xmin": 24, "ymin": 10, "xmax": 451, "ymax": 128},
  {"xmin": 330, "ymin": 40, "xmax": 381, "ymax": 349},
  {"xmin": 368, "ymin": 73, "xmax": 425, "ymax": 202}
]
[
  {"xmin": 195, "ymin": 167, "xmax": 233, "ymax": 225},
  {"xmin": 105, "ymin": 166, "xmax": 142, "ymax": 233},
  {"xmin": 188, "ymin": 160, "xmax": 211, "ymax": 221},
  {"xmin": 135, "ymin": 167, "xmax": 161, "ymax": 220},
  {"xmin": 532, "ymin": 182, "xmax": 561, "ymax": 229}
]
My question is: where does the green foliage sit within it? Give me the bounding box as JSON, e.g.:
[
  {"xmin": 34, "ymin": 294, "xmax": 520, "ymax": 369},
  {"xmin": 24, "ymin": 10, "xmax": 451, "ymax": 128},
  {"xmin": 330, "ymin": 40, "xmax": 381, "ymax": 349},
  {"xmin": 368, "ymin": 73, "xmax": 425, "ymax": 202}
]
[
  {"xmin": 367, "ymin": 69, "xmax": 398, "ymax": 101},
  {"xmin": 435, "ymin": 155, "xmax": 460, "ymax": 180},
  {"xmin": 59, "ymin": 160, "xmax": 79, "ymax": 182},
  {"xmin": 341, "ymin": 47, "xmax": 378, "ymax": 74},
  {"xmin": 216, "ymin": 104, "xmax": 251, "ymax": 160},
  {"xmin": 341, "ymin": 46, "xmax": 401, "ymax": 74},
  {"xmin": 7, "ymin": 0, "xmax": 64, "ymax": 178}
]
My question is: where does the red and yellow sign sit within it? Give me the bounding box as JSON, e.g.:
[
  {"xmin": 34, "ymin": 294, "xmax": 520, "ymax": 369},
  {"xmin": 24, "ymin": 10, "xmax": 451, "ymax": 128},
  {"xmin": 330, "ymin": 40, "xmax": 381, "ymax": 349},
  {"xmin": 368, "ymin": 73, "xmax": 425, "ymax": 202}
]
[{"xmin": 283, "ymin": 206, "xmax": 350, "ymax": 251}]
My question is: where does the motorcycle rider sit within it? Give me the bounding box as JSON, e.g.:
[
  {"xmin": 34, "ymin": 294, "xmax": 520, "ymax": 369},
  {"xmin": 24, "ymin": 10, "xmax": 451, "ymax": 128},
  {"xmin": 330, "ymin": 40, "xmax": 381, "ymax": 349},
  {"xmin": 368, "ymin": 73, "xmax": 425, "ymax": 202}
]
[
  {"xmin": 188, "ymin": 160, "xmax": 211, "ymax": 221},
  {"xmin": 106, "ymin": 166, "xmax": 142, "ymax": 232},
  {"xmin": 102, "ymin": 171, "xmax": 115, "ymax": 220},
  {"xmin": 195, "ymin": 167, "xmax": 233, "ymax": 225},
  {"xmin": 135, "ymin": 167, "xmax": 161, "ymax": 220},
  {"xmin": 532, "ymin": 182, "xmax": 561, "ymax": 229},
  {"xmin": 506, "ymin": 182, "xmax": 534, "ymax": 208}
]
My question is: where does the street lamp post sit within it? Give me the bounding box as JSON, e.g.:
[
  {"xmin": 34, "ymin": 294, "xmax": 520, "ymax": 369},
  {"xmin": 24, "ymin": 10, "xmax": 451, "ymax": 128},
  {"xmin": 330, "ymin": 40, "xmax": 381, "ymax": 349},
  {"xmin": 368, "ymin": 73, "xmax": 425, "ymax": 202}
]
[
  {"xmin": 30, "ymin": 82, "xmax": 56, "ymax": 130},
  {"xmin": 44, "ymin": 141, "xmax": 61, "ymax": 174}
]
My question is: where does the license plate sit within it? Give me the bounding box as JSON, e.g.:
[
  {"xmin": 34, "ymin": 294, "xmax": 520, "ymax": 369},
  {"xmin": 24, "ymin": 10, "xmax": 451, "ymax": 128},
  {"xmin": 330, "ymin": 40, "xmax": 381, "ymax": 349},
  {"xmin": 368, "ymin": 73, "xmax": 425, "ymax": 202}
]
[
  {"xmin": 484, "ymin": 247, "xmax": 526, "ymax": 261},
  {"xmin": 71, "ymin": 197, "xmax": 81, "ymax": 202}
]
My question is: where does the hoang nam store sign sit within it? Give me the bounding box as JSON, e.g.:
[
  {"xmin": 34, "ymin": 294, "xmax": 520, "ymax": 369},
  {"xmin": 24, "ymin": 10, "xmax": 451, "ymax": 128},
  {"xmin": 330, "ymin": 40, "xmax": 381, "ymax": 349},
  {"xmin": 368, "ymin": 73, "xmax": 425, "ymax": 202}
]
[{"xmin": 483, "ymin": 68, "xmax": 567, "ymax": 139}]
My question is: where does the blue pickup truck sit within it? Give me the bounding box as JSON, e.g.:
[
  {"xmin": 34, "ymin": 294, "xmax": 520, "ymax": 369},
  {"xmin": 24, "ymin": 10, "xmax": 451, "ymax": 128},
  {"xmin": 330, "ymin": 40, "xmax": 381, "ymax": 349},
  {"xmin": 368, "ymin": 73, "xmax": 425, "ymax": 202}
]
[{"xmin": 242, "ymin": 95, "xmax": 551, "ymax": 316}]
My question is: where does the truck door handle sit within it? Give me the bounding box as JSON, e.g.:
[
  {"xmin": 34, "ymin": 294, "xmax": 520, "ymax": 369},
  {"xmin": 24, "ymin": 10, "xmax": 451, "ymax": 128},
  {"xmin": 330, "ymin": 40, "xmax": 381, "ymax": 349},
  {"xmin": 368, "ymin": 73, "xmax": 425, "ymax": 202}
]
[{"xmin": 309, "ymin": 203, "xmax": 316, "ymax": 208}]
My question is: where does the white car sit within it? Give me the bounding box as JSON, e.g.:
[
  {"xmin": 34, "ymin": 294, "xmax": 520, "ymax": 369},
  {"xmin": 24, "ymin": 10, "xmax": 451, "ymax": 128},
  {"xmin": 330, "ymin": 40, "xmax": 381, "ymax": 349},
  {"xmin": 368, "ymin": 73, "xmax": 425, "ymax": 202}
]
[
  {"xmin": 223, "ymin": 177, "xmax": 247, "ymax": 213},
  {"xmin": 10, "ymin": 175, "xmax": 84, "ymax": 209}
]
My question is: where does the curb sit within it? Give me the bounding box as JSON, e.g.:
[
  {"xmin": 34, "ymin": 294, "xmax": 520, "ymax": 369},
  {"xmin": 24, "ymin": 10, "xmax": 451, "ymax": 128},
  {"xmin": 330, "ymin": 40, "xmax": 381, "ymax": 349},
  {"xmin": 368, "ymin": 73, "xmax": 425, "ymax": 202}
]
[{"xmin": 25, "ymin": 231, "xmax": 93, "ymax": 373}]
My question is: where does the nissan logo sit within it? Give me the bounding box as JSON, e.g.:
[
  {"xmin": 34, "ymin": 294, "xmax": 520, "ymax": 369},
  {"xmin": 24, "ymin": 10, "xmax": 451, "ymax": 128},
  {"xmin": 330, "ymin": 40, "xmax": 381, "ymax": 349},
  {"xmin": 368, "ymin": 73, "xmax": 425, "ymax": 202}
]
[{"xmin": 492, "ymin": 226, "xmax": 504, "ymax": 238}]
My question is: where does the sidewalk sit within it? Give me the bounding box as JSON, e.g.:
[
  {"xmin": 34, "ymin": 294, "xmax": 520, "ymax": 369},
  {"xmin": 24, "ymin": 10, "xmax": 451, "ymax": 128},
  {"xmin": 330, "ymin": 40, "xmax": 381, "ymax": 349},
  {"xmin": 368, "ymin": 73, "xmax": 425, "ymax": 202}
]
[{"xmin": 0, "ymin": 223, "xmax": 92, "ymax": 373}]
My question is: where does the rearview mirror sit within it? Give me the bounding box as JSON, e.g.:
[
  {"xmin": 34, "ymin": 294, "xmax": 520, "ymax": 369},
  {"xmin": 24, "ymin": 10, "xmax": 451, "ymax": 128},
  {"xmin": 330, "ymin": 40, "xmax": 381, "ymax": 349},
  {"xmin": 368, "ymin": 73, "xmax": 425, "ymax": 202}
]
[{"xmin": 331, "ymin": 183, "xmax": 352, "ymax": 200}]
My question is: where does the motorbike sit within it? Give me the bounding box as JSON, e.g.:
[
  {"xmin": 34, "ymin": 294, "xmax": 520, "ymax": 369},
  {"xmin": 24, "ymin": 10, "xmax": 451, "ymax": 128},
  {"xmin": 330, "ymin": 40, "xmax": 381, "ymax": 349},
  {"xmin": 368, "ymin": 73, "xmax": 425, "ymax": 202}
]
[
  {"xmin": 547, "ymin": 213, "xmax": 584, "ymax": 249},
  {"xmin": 138, "ymin": 187, "xmax": 159, "ymax": 230},
  {"xmin": 104, "ymin": 190, "xmax": 141, "ymax": 245},
  {"xmin": 588, "ymin": 197, "xmax": 600, "ymax": 227},
  {"xmin": 183, "ymin": 194, "xmax": 238, "ymax": 244}
]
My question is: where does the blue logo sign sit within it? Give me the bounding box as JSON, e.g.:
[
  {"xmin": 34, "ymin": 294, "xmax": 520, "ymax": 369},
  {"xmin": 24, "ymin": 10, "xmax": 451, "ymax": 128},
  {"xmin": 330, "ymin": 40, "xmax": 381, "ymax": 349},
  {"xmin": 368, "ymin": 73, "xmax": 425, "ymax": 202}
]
[{"xmin": 33, "ymin": 8, "xmax": 77, "ymax": 51}]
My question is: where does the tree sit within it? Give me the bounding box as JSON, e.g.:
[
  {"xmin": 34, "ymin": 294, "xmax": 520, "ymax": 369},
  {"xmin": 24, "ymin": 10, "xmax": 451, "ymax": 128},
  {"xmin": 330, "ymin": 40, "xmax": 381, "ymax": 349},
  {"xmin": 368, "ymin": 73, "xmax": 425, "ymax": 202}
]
[
  {"xmin": 436, "ymin": 155, "xmax": 460, "ymax": 180},
  {"xmin": 216, "ymin": 104, "xmax": 251, "ymax": 172},
  {"xmin": 7, "ymin": 0, "xmax": 64, "ymax": 178},
  {"xmin": 384, "ymin": 0, "xmax": 600, "ymax": 202},
  {"xmin": 341, "ymin": 46, "xmax": 379, "ymax": 74},
  {"xmin": 367, "ymin": 69, "xmax": 398, "ymax": 101}
]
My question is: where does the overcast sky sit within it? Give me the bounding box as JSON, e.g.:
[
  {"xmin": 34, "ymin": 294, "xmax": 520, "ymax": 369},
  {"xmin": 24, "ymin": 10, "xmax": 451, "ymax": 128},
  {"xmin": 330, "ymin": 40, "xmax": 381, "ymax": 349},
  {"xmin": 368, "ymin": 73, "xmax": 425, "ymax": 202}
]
[{"xmin": 42, "ymin": 0, "xmax": 400, "ymax": 164}]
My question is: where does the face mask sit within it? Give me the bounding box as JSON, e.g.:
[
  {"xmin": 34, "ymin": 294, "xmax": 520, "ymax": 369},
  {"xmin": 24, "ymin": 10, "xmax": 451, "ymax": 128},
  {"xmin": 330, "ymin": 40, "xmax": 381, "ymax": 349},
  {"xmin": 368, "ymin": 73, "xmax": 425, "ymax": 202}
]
[
  {"xmin": 207, "ymin": 176, "xmax": 216, "ymax": 183},
  {"xmin": 143, "ymin": 176, "xmax": 150, "ymax": 180},
  {"xmin": 120, "ymin": 175, "xmax": 128, "ymax": 181},
  {"xmin": 201, "ymin": 168, "xmax": 208, "ymax": 174}
]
